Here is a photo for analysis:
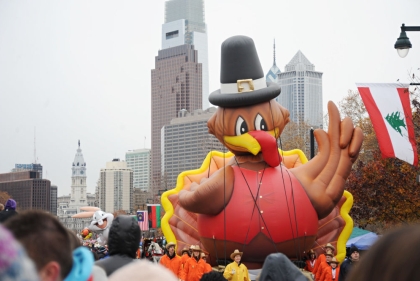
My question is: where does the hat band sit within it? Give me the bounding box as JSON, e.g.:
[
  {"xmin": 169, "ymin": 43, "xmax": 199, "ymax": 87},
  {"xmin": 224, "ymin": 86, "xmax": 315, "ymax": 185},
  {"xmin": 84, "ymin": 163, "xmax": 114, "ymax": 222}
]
[{"xmin": 220, "ymin": 77, "xmax": 266, "ymax": 94}]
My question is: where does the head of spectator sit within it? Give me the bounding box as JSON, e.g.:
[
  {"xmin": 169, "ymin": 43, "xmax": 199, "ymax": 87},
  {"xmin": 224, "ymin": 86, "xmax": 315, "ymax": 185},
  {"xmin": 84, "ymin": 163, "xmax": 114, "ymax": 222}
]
[
  {"xmin": 108, "ymin": 215, "xmax": 140, "ymax": 258},
  {"xmin": 0, "ymin": 199, "xmax": 18, "ymax": 223},
  {"xmin": 108, "ymin": 260, "xmax": 177, "ymax": 281},
  {"xmin": 4, "ymin": 210, "xmax": 73, "ymax": 281},
  {"xmin": 258, "ymin": 253, "xmax": 307, "ymax": 281},
  {"xmin": 0, "ymin": 203, "xmax": 4, "ymax": 211},
  {"xmin": 200, "ymin": 271, "xmax": 227, "ymax": 281},
  {"xmin": 0, "ymin": 224, "xmax": 39, "ymax": 281},
  {"xmin": 347, "ymin": 225, "xmax": 420, "ymax": 281},
  {"xmin": 201, "ymin": 252, "xmax": 209, "ymax": 263},
  {"xmin": 4, "ymin": 199, "xmax": 16, "ymax": 210},
  {"xmin": 348, "ymin": 245, "xmax": 359, "ymax": 261},
  {"xmin": 95, "ymin": 215, "xmax": 141, "ymax": 276}
]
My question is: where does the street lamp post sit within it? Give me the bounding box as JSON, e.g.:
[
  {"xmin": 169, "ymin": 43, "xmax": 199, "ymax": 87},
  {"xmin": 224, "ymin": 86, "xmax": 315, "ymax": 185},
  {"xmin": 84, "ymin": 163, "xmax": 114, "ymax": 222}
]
[{"xmin": 394, "ymin": 23, "xmax": 420, "ymax": 58}]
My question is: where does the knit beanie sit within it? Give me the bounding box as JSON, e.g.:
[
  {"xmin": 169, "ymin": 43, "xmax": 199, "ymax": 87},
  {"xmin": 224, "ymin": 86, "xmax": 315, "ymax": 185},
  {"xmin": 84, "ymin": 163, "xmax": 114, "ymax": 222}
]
[
  {"xmin": 0, "ymin": 225, "xmax": 39, "ymax": 281},
  {"xmin": 4, "ymin": 199, "xmax": 16, "ymax": 210}
]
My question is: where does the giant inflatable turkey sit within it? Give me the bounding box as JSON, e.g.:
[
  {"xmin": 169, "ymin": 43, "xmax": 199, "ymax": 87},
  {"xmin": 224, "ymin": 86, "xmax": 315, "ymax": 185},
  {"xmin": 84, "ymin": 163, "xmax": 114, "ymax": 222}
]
[{"xmin": 161, "ymin": 35, "xmax": 363, "ymax": 269}]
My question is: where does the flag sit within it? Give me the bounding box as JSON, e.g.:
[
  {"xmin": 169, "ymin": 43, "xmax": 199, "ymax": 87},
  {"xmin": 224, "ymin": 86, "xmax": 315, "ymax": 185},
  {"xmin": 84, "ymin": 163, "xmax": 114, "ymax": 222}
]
[
  {"xmin": 137, "ymin": 210, "xmax": 149, "ymax": 231},
  {"xmin": 147, "ymin": 204, "xmax": 161, "ymax": 228},
  {"xmin": 357, "ymin": 83, "xmax": 417, "ymax": 166}
]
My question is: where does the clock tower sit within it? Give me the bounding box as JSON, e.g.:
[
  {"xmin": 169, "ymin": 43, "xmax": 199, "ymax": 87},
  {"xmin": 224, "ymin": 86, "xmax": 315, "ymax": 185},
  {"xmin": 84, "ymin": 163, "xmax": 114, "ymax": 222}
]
[{"xmin": 70, "ymin": 140, "xmax": 87, "ymax": 212}]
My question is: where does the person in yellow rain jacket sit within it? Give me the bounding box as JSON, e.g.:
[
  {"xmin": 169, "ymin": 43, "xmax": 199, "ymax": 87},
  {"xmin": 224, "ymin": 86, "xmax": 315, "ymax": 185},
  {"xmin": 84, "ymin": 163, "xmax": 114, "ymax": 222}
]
[{"xmin": 223, "ymin": 249, "xmax": 250, "ymax": 281}]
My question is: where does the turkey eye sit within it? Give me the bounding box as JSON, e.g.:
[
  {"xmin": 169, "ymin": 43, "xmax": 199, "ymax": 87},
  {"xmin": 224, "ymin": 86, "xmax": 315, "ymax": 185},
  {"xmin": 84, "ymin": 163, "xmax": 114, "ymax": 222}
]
[
  {"xmin": 235, "ymin": 117, "xmax": 248, "ymax": 135},
  {"xmin": 254, "ymin": 114, "xmax": 268, "ymax": 131}
]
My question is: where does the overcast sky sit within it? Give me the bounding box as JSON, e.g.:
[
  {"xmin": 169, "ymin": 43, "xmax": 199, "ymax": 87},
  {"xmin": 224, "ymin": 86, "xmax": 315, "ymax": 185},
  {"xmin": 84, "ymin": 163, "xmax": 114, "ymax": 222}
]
[{"xmin": 1, "ymin": 0, "xmax": 419, "ymax": 196}]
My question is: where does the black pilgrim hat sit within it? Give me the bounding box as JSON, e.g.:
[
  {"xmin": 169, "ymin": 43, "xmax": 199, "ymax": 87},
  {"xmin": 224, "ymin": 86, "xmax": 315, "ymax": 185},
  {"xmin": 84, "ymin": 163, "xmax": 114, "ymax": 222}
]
[{"xmin": 209, "ymin": 35, "xmax": 281, "ymax": 108}]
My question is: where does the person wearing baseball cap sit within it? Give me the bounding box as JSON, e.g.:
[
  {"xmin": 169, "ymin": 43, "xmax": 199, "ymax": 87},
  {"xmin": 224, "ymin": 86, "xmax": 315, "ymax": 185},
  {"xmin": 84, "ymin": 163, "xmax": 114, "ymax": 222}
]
[
  {"xmin": 159, "ymin": 242, "xmax": 183, "ymax": 279},
  {"xmin": 223, "ymin": 249, "xmax": 250, "ymax": 281}
]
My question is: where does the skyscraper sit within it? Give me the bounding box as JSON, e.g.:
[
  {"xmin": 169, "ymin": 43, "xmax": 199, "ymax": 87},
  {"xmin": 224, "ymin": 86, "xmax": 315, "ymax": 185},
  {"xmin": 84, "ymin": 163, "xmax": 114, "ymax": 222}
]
[
  {"xmin": 161, "ymin": 107, "xmax": 226, "ymax": 188},
  {"xmin": 69, "ymin": 141, "xmax": 88, "ymax": 212},
  {"xmin": 125, "ymin": 148, "xmax": 151, "ymax": 191},
  {"xmin": 98, "ymin": 159, "xmax": 133, "ymax": 214},
  {"xmin": 162, "ymin": 0, "xmax": 209, "ymax": 109},
  {"xmin": 151, "ymin": 45, "xmax": 202, "ymax": 201},
  {"xmin": 277, "ymin": 50, "xmax": 323, "ymax": 127},
  {"xmin": 265, "ymin": 39, "xmax": 281, "ymax": 84}
]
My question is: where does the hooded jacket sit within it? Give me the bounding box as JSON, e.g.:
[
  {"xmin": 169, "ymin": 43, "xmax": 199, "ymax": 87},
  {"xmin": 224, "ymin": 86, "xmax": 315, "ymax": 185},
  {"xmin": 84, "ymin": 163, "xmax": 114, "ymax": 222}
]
[
  {"xmin": 0, "ymin": 199, "xmax": 18, "ymax": 223},
  {"xmin": 95, "ymin": 215, "xmax": 140, "ymax": 276},
  {"xmin": 258, "ymin": 253, "xmax": 308, "ymax": 281}
]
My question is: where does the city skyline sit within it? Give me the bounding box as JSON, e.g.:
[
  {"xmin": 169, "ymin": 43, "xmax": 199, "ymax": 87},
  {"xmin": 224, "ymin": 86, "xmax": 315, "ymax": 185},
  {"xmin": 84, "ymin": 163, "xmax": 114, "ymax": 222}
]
[{"xmin": 1, "ymin": 0, "xmax": 419, "ymax": 196}]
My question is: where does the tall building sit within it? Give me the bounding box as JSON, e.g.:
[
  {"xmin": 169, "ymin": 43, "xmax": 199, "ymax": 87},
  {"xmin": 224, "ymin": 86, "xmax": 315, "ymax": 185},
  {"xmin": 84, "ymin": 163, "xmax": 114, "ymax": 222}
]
[
  {"xmin": 163, "ymin": 0, "xmax": 209, "ymax": 110},
  {"xmin": 125, "ymin": 149, "xmax": 151, "ymax": 191},
  {"xmin": 151, "ymin": 45, "xmax": 202, "ymax": 200},
  {"xmin": 0, "ymin": 171, "xmax": 51, "ymax": 212},
  {"xmin": 161, "ymin": 107, "xmax": 226, "ymax": 189},
  {"xmin": 57, "ymin": 141, "xmax": 91, "ymax": 232},
  {"xmin": 277, "ymin": 50, "xmax": 323, "ymax": 127},
  {"xmin": 98, "ymin": 159, "xmax": 133, "ymax": 214},
  {"xmin": 266, "ymin": 39, "xmax": 281, "ymax": 84},
  {"xmin": 50, "ymin": 185, "xmax": 57, "ymax": 216},
  {"xmin": 12, "ymin": 163, "xmax": 43, "ymax": 178},
  {"xmin": 69, "ymin": 141, "xmax": 88, "ymax": 212}
]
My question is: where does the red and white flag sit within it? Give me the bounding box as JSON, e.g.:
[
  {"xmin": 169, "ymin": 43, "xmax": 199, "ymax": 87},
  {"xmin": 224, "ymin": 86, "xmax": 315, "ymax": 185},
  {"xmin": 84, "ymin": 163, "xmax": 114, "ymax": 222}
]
[
  {"xmin": 137, "ymin": 210, "xmax": 149, "ymax": 231},
  {"xmin": 357, "ymin": 83, "xmax": 417, "ymax": 166}
]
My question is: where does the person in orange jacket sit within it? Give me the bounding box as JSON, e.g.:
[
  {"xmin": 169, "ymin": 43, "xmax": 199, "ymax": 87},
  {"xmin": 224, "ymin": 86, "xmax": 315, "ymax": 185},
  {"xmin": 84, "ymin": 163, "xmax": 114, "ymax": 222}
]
[
  {"xmin": 160, "ymin": 242, "xmax": 183, "ymax": 279},
  {"xmin": 304, "ymin": 249, "xmax": 317, "ymax": 273},
  {"xmin": 313, "ymin": 243, "xmax": 335, "ymax": 280},
  {"xmin": 315, "ymin": 251, "xmax": 334, "ymax": 281},
  {"xmin": 181, "ymin": 245, "xmax": 207, "ymax": 281},
  {"xmin": 201, "ymin": 252, "xmax": 212, "ymax": 273},
  {"xmin": 320, "ymin": 257, "xmax": 340, "ymax": 281},
  {"xmin": 181, "ymin": 247, "xmax": 191, "ymax": 268}
]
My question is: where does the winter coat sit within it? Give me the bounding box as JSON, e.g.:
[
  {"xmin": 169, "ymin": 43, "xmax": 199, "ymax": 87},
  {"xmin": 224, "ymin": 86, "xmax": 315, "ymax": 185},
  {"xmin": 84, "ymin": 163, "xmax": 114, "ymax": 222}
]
[
  {"xmin": 0, "ymin": 209, "xmax": 18, "ymax": 223},
  {"xmin": 181, "ymin": 256, "xmax": 207, "ymax": 281},
  {"xmin": 258, "ymin": 253, "xmax": 307, "ymax": 281},
  {"xmin": 223, "ymin": 261, "xmax": 250, "ymax": 281},
  {"xmin": 95, "ymin": 215, "xmax": 140, "ymax": 276},
  {"xmin": 338, "ymin": 258, "xmax": 355, "ymax": 281},
  {"xmin": 160, "ymin": 253, "xmax": 183, "ymax": 278},
  {"xmin": 320, "ymin": 266, "xmax": 340, "ymax": 281}
]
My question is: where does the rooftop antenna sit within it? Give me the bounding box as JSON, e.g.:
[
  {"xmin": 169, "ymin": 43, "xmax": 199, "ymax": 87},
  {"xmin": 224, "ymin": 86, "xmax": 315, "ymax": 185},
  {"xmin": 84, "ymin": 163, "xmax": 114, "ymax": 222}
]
[
  {"xmin": 273, "ymin": 38, "xmax": 276, "ymax": 65},
  {"xmin": 34, "ymin": 127, "xmax": 37, "ymax": 164},
  {"xmin": 144, "ymin": 136, "xmax": 146, "ymax": 149}
]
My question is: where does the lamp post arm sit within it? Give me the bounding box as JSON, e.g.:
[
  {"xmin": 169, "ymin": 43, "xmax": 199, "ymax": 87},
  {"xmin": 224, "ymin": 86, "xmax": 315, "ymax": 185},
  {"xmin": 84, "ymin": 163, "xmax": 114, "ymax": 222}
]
[{"xmin": 402, "ymin": 25, "xmax": 420, "ymax": 32}]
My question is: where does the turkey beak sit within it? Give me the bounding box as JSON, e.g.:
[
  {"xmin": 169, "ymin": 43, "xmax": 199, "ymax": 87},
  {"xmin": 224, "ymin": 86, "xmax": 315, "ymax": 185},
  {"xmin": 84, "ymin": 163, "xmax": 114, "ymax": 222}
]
[{"xmin": 223, "ymin": 129, "xmax": 279, "ymax": 155}]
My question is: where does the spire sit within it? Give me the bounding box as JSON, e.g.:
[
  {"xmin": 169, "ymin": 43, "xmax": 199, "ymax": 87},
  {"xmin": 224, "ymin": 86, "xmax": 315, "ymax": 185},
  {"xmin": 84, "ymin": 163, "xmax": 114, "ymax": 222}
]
[
  {"xmin": 78, "ymin": 139, "xmax": 80, "ymax": 147},
  {"xmin": 273, "ymin": 38, "xmax": 276, "ymax": 65}
]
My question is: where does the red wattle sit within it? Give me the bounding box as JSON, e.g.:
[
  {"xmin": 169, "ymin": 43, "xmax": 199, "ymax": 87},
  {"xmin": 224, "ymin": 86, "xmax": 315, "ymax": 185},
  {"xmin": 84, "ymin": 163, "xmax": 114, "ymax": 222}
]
[{"xmin": 248, "ymin": 131, "xmax": 281, "ymax": 167}]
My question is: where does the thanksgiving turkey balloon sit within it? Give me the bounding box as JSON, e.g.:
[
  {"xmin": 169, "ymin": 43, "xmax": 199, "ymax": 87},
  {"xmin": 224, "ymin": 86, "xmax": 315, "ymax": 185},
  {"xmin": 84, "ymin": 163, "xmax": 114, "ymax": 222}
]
[{"xmin": 161, "ymin": 35, "xmax": 363, "ymax": 268}]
